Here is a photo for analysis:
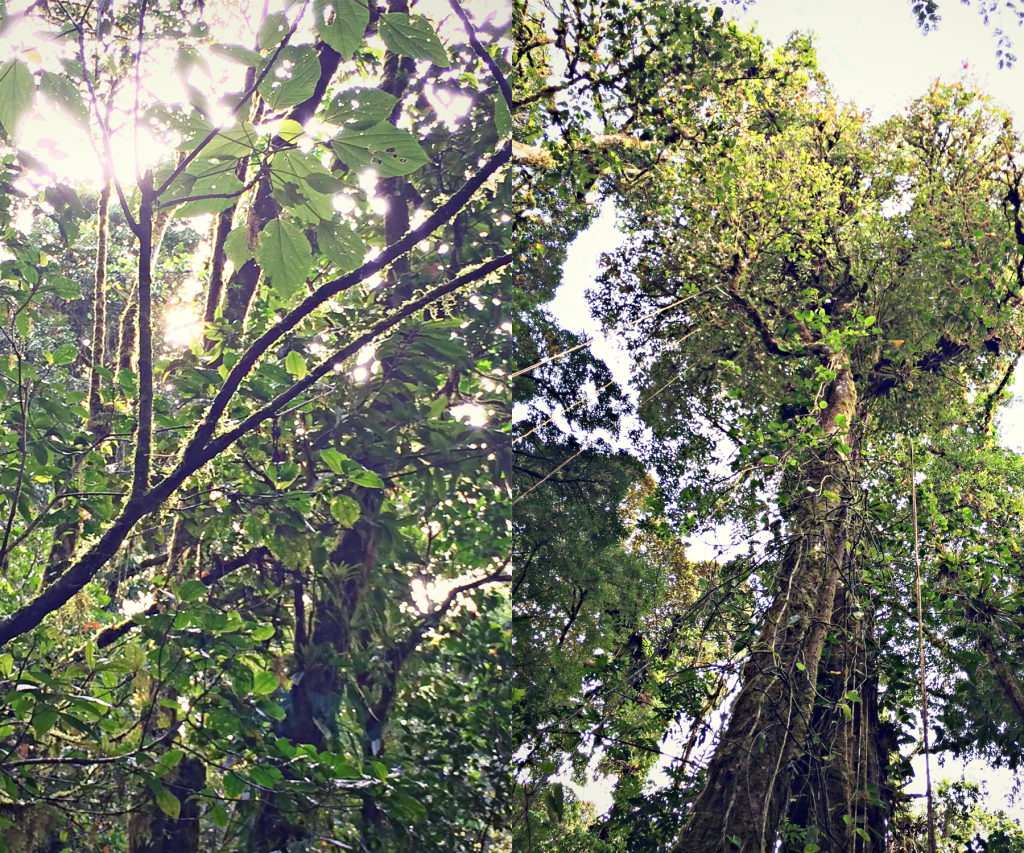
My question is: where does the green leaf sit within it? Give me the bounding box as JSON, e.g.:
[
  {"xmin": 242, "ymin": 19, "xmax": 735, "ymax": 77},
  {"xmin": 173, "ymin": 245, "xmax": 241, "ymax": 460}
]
[
  {"xmin": 378, "ymin": 14, "xmax": 451, "ymax": 67},
  {"xmin": 210, "ymin": 44, "xmax": 264, "ymax": 66},
  {"xmin": 259, "ymin": 699, "xmax": 286, "ymax": 720},
  {"xmin": 0, "ymin": 60, "xmax": 36, "ymax": 141},
  {"xmin": 804, "ymin": 845, "xmax": 820, "ymax": 853},
  {"xmin": 278, "ymin": 118, "xmax": 304, "ymax": 143},
  {"xmin": 223, "ymin": 226, "xmax": 254, "ymax": 269},
  {"xmin": 223, "ymin": 772, "xmax": 245, "ymax": 799},
  {"xmin": 175, "ymin": 170, "xmax": 244, "ymax": 218},
  {"xmin": 350, "ymin": 469, "xmax": 384, "ymax": 489},
  {"xmin": 117, "ymin": 369, "xmax": 139, "ymax": 399},
  {"xmin": 314, "ymin": 0, "xmax": 370, "ymax": 60},
  {"xmin": 324, "ymin": 88, "xmax": 398, "ymax": 128},
  {"xmin": 258, "ymin": 11, "xmax": 289, "ymax": 48},
  {"xmin": 544, "ymin": 783, "xmax": 564, "ymax": 823},
  {"xmin": 209, "ymin": 802, "xmax": 229, "ymax": 829},
  {"xmin": 330, "ymin": 495, "xmax": 360, "ymax": 527},
  {"xmin": 156, "ymin": 748, "xmax": 184, "ymax": 776},
  {"xmin": 178, "ymin": 579, "xmax": 207, "ymax": 603},
  {"xmin": 251, "ymin": 625, "xmax": 275, "ymax": 641},
  {"xmin": 39, "ymin": 71, "xmax": 89, "ymax": 128},
  {"xmin": 51, "ymin": 276, "xmax": 81, "ymax": 299},
  {"xmin": 256, "ymin": 219, "xmax": 312, "ymax": 300},
  {"xmin": 303, "ymin": 172, "xmax": 345, "ymax": 194},
  {"xmin": 258, "ymin": 46, "xmax": 321, "ymax": 109},
  {"xmin": 320, "ymin": 447, "xmax": 347, "ymax": 475},
  {"xmin": 285, "ymin": 350, "xmax": 308, "ymax": 380},
  {"xmin": 52, "ymin": 343, "xmax": 76, "ymax": 365},
  {"xmin": 840, "ymin": 703, "xmax": 853, "ymax": 721},
  {"xmin": 14, "ymin": 312, "xmax": 28, "ymax": 340},
  {"xmin": 494, "ymin": 94, "xmax": 511, "ymax": 137},
  {"xmin": 252, "ymin": 670, "xmax": 279, "ymax": 695},
  {"xmin": 0, "ymin": 654, "xmax": 12, "ymax": 678},
  {"xmin": 845, "ymin": 690, "xmax": 861, "ymax": 703},
  {"xmin": 331, "ymin": 121, "xmax": 429, "ymax": 177},
  {"xmin": 317, "ymin": 222, "xmax": 364, "ymax": 271},
  {"xmin": 147, "ymin": 779, "xmax": 181, "ymax": 820},
  {"xmin": 32, "ymin": 706, "xmax": 58, "ymax": 737},
  {"xmin": 390, "ymin": 792, "xmax": 428, "ymax": 823}
]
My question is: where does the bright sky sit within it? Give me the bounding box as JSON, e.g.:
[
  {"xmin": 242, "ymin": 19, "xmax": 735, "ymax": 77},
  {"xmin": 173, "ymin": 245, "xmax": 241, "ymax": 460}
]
[{"xmin": 549, "ymin": 0, "xmax": 1024, "ymax": 821}]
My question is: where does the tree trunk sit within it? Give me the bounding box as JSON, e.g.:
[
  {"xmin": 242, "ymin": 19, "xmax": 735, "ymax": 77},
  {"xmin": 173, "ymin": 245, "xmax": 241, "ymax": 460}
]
[
  {"xmin": 675, "ymin": 364, "xmax": 857, "ymax": 853},
  {"xmin": 786, "ymin": 589, "xmax": 892, "ymax": 853}
]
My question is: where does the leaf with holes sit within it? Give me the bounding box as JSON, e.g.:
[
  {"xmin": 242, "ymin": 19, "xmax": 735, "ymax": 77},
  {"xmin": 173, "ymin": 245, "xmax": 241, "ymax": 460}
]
[
  {"xmin": 258, "ymin": 11, "xmax": 289, "ymax": 48},
  {"xmin": 256, "ymin": 219, "xmax": 312, "ymax": 300},
  {"xmin": 324, "ymin": 88, "xmax": 398, "ymax": 128},
  {"xmin": 331, "ymin": 121, "xmax": 429, "ymax": 178},
  {"xmin": 378, "ymin": 14, "xmax": 450, "ymax": 67},
  {"xmin": 258, "ymin": 46, "xmax": 320, "ymax": 109},
  {"xmin": 314, "ymin": 0, "xmax": 370, "ymax": 60}
]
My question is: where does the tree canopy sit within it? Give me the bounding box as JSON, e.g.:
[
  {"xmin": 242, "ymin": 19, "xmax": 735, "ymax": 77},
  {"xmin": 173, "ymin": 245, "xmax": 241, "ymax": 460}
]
[{"xmin": 514, "ymin": 1, "xmax": 1024, "ymax": 852}]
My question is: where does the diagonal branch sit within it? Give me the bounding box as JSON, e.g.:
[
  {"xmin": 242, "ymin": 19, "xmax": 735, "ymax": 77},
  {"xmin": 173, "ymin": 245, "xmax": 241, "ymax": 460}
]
[{"xmin": 447, "ymin": 0, "xmax": 512, "ymax": 109}]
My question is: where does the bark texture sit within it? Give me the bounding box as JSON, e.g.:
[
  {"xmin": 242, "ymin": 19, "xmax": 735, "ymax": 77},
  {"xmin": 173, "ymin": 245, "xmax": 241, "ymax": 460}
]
[{"xmin": 675, "ymin": 364, "xmax": 857, "ymax": 853}]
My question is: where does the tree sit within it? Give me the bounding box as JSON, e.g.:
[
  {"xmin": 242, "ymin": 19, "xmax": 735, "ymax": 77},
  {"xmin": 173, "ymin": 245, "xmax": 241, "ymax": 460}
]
[
  {"xmin": 0, "ymin": 1, "xmax": 512, "ymax": 851},
  {"xmin": 515, "ymin": 0, "xmax": 1024, "ymax": 849}
]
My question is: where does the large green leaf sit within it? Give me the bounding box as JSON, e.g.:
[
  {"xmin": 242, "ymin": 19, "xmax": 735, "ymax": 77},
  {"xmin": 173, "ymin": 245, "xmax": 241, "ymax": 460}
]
[
  {"xmin": 39, "ymin": 71, "xmax": 89, "ymax": 128},
  {"xmin": 314, "ymin": 0, "xmax": 370, "ymax": 60},
  {"xmin": 252, "ymin": 670, "xmax": 279, "ymax": 695},
  {"xmin": 324, "ymin": 88, "xmax": 398, "ymax": 128},
  {"xmin": 0, "ymin": 60, "xmax": 36, "ymax": 141},
  {"xmin": 224, "ymin": 226, "xmax": 254, "ymax": 268},
  {"xmin": 317, "ymin": 222, "xmax": 364, "ymax": 271},
  {"xmin": 175, "ymin": 169, "xmax": 244, "ymax": 218},
  {"xmin": 146, "ymin": 779, "xmax": 181, "ymax": 820},
  {"xmin": 210, "ymin": 43, "xmax": 264, "ymax": 66},
  {"xmin": 256, "ymin": 219, "xmax": 312, "ymax": 299},
  {"xmin": 258, "ymin": 46, "xmax": 320, "ymax": 110},
  {"xmin": 258, "ymin": 11, "xmax": 289, "ymax": 49},
  {"xmin": 330, "ymin": 120, "xmax": 429, "ymax": 177},
  {"xmin": 378, "ymin": 14, "xmax": 450, "ymax": 67}
]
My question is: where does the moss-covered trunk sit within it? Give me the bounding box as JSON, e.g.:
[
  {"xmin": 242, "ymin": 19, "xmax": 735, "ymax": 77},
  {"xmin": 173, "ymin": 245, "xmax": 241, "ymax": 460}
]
[{"xmin": 675, "ymin": 364, "xmax": 858, "ymax": 853}]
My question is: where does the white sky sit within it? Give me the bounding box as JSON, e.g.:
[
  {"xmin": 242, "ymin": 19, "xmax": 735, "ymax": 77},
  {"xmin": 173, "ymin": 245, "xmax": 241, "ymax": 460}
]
[{"xmin": 548, "ymin": 0, "xmax": 1024, "ymax": 822}]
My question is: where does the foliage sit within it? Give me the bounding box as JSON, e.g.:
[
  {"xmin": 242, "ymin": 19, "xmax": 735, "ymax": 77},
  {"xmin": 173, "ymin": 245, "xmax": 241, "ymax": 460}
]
[{"xmin": 0, "ymin": 1, "xmax": 513, "ymax": 851}]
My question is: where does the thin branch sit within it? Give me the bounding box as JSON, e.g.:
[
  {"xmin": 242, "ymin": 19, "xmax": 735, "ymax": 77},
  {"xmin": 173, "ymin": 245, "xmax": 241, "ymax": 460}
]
[{"xmin": 447, "ymin": 0, "xmax": 512, "ymax": 109}]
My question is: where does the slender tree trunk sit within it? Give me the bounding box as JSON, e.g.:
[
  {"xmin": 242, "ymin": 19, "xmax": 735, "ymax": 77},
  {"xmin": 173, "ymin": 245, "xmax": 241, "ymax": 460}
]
[
  {"xmin": 675, "ymin": 364, "xmax": 858, "ymax": 853},
  {"xmin": 88, "ymin": 178, "xmax": 111, "ymax": 427},
  {"xmin": 42, "ymin": 178, "xmax": 112, "ymax": 588}
]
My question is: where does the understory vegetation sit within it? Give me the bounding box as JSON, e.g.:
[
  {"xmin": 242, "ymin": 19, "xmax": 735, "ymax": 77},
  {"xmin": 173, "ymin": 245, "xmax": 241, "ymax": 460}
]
[{"xmin": 0, "ymin": 0, "xmax": 512, "ymax": 851}]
